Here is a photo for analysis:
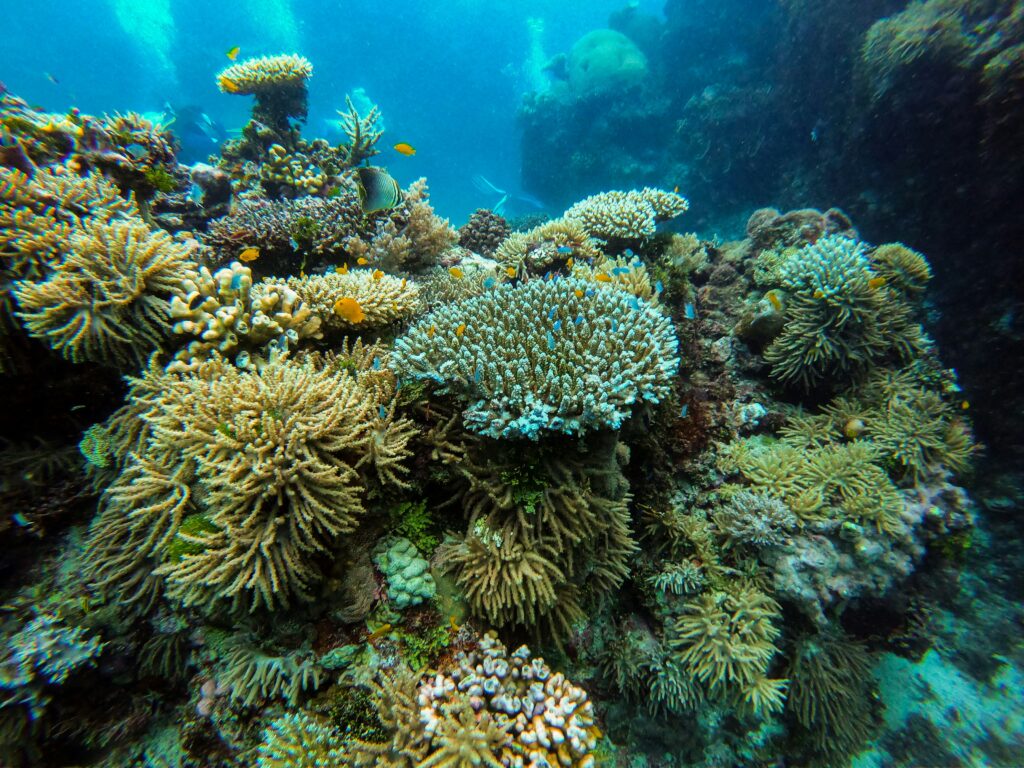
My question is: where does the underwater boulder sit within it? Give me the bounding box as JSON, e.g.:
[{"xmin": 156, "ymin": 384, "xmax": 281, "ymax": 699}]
[{"xmin": 565, "ymin": 29, "xmax": 649, "ymax": 97}]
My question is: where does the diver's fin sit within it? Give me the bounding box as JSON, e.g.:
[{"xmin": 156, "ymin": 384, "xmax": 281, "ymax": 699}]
[
  {"xmin": 472, "ymin": 174, "xmax": 506, "ymax": 196},
  {"xmin": 493, "ymin": 193, "xmax": 509, "ymax": 217}
]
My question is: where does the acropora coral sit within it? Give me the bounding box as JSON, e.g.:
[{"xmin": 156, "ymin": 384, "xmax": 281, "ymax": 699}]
[
  {"xmin": 392, "ymin": 277, "xmax": 679, "ymax": 439},
  {"xmin": 563, "ymin": 187, "xmax": 689, "ymax": 241}
]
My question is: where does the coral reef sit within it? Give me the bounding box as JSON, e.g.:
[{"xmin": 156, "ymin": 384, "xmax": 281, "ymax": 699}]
[
  {"xmin": 284, "ymin": 268, "xmax": 420, "ymax": 333},
  {"xmin": 217, "ymin": 54, "xmax": 314, "ymax": 129},
  {"xmin": 563, "ymin": 187, "xmax": 689, "ymax": 242},
  {"xmin": 458, "ymin": 209, "xmax": 511, "ymax": 258}
]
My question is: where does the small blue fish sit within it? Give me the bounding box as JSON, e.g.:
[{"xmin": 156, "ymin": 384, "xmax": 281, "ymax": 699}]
[
  {"xmin": 553, "ymin": 320, "xmax": 562, "ymax": 332},
  {"xmin": 556, "ymin": 245, "xmax": 573, "ymax": 255},
  {"xmin": 679, "ymin": 404, "xmax": 689, "ymax": 418},
  {"xmin": 574, "ymin": 314, "xmax": 584, "ymax": 325},
  {"xmin": 611, "ymin": 319, "xmax": 619, "ymax": 332},
  {"xmin": 628, "ymin": 297, "xmax": 641, "ymax": 310},
  {"xmin": 372, "ymin": 357, "xmax": 381, "ymax": 370},
  {"xmin": 483, "ymin": 277, "xmax": 496, "ymax": 289},
  {"xmin": 230, "ymin": 272, "xmax": 242, "ymax": 291},
  {"xmin": 378, "ymin": 405, "xmax": 387, "ymax": 419},
  {"xmin": 12, "ymin": 513, "xmax": 29, "ymax": 527},
  {"xmin": 546, "ymin": 331, "xmax": 556, "ymax": 350},
  {"xmin": 474, "ymin": 364, "xmax": 482, "ymax": 383},
  {"xmin": 188, "ymin": 183, "xmax": 204, "ymax": 204},
  {"xmin": 624, "ymin": 248, "xmax": 634, "ymax": 257},
  {"xmin": 585, "ymin": 288, "xmax": 596, "ymax": 297},
  {"xmin": 684, "ymin": 303, "xmax": 696, "ymax": 320},
  {"xmin": 547, "ymin": 307, "xmax": 556, "ymax": 320},
  {"xmin": 289, "ymin": 236, "xmax": 300, "ymax": 250},
  {"xmin": 655, "ymin": 280, "xmax": 663, "ymax": 293},
  {"xmin": 611, "ymin": 267, "xmax": 630, "ymax": 276}
]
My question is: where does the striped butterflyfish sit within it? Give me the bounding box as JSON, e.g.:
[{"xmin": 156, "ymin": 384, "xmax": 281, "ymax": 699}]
[{"xmin": 354, "ymin": 166, "xmax": 403, "ymax": 213}]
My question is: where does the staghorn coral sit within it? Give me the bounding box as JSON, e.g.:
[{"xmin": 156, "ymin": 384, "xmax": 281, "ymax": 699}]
[
  {"xmin": 762, "ymin": 235, "xmax": 927, "ymax": 388},
  {"xmin": 14, "ymin": 215, "xmax": 196, "ymax": 368},
  {"xmin": 352, "ymin": 633, "xmax": 599, "ymax": 768},
  {"xmin": 392, "ymin": 277, "xmax": 679, "ymax": 439},
  {"xmin": 257, "ymin": 711, "xmax": 346, "ymax": 767},
  {"xmin": 493, "ymin": 218, "xmax": 600, "ymax": 275},
  {"xmin": 458, "ymin": 209, "xmax": 511, "ymax": 257},
  {"xmin": 333, "ymin": 93, "xmax": 384, "ymax": 167},
  {"xmin": 670, "ymin": 587, "xmax": 786, "ymax": 713},
  {"xmin": 167, "ymin": 261, "xmax": 323, "ymax": 372},
  {"xmin": 284, "ymin": 268, "xmax": 420, "ymax": 332},
  {"xmin": 563, "ymin": 187, "xmax": 689, "ymax": 241},
  {"xmin": 571, "ymin": 253, "xmax": 659, "ymax": 303}
]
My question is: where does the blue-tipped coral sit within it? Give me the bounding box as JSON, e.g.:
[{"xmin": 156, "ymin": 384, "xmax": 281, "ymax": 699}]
[{"xmin": 392, "ymin": 277, "xmax": 679, "ymax": 439}]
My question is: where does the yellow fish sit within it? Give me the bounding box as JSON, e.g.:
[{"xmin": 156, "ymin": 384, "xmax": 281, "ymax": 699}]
[
  {"xmin": 449, "ymin": 267, "xmax": 464, "ymax": 279},
  {"xmin": 427, "ymin": 324, "xmax": 436, "ymax": 338},
  {"xmin": 239, "ymin": 247, "xmax": 259, "ymax": 262},
  {"xmin": 765, "ymin": 291, "xmax": 783, "ymax": 311},
  {"xmin": 455, "ymin": 323, "xmax": 466, "ymax": 337},
  {"xmin": 813, "ymin": 289, "xmax": 825, "ymax": 299},
  {"xmin": 226, "ymin": 46, "xmax": 240, "ymax": 61},
  {"xmin": 961, "ymin": 400, "xmax": 970, "ymax": 410},
  {"xmin": 333, "ymin": 297, "xmax": 366, "ymax": 324},
  {"xmin": 372, "ymin": 269, "xmax": 384, "ymax": 281},
  {"xmin": 505, "ymin": 267, "xmax": 517, "ymax": 278},
  {"xmin": 566, "ymin": 257, "xmax": 574, "ymax": 268},
  {"xmin": 367, "ymin": 623, "xmax": 392, "ymax": 641},
  {"xmin": 449, "ymin": 615, "xmax": 460, "ymax": 631},
  {"xmin": 673, "ymin": 185, "xmax": 679, "ymax": 193},
  {"xmin": 868, "ymin": 276, "xmax": 887, "ymax": 289},
  {"xmin": 393, "ymin": 142, "xmax": 416, "ymax": 156},
  {"xmin": 220, "ymin": 78, "xmax": 241, "ymax": 94},
  {"xmin": 357, "ymin": 257, "xmax": 369, "ymax": 265},
  {"xmin": 594, "ymin": 272, "xmax": 612, "ymax": 283},
  {"xmin": 400, "ymin": 278, "xmax": 407, "ymax": 288},
  {"xmin": 338, "ymin": 263, "xmax": 349, "ymax": 275},
  {"xmin": 574, "ymin": 288, "xmax": 584, "ymax": 298}
]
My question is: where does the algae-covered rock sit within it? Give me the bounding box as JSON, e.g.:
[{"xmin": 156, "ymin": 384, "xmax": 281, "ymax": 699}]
[
  {"xmin": 567, "ymin": 29, "xmax": 648, "ymax": 97},
  {"xmin": 373, "ymin": 537, "xmax": 436, "ymax": 610}
]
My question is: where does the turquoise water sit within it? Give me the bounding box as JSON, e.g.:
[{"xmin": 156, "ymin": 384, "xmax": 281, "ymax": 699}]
[{"xmin": 1, "ymin": 1, "xmax": 1022, "ymax": 766}]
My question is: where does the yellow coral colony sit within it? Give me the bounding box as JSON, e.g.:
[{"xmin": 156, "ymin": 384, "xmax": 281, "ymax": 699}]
[{"xmin": 217, "ymin": 54, "xmax": 313, "ymax": 94}]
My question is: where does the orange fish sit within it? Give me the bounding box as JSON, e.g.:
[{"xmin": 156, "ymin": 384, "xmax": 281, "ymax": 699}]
[
  {"xmin": 566, "ymin": 257, "xmax": 574, "ymax": 268},
  {"xmin": 868, "ymin": 276, "xmax": 887, "ymax": 289},
  {"xmin": 226, "ymin": 46, "xmax": 240, "ymax": 61},
  {"xmin": 357, "ymin": 257, "xmax": 369, "ymax": 265},
  {"xmin": 333, "ymin": 297, "xmax": 366, "ymax": 324},
  {"xmin": 239, "ymin": 247, "xmax": 259, "ymax": 262},
  {"xmin": 372, "ymin": 269, "xmax": 384, "ymax": 281},
  {"xmin": 765, "ymin": 291, "xmax": 782, "ymax": 311},
  {"xmin": 505, "ymin": 266, "xmax": 517, "ymax": 278},
  {"xmin": 574, "ymin": 288, "xmax": 584, "ymax": 298},
  {"xmin": 220, "ymin": 78, "xmax": 241, "ymax": 94},
  {"xmin": 961, "ymin": 400, "xmax": 970, "ymax": 410},
  {"xmin": 455, "ymin": 323, "xmax": 466, "ymax": 337},
  {"xmin": 594, "ymin": 272, "xmax": 612, "ymax": 283},
  {"xmin": 338, "ymin": 263, "xmax": 349, "ymax": 275},
  {"xmin": 427, "ymin": 324, "xmax": 436, "ymax": 338},
  {"xmin": 449, "ymin": 267, "xmax": 464, "ymax": 279},
  {"xmin": 393, "ymin": 142, "xmax": 416, "ymax": 156},
  {"xmin": 813, "ymin": 289, "xmax": 825, "ymax": 299}
]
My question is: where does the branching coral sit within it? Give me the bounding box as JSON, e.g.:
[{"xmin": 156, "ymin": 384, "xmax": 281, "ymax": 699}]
[
  {"xmin": 14, "ymin": 215, "xmax": 196, "ymax": 368},
  {"xmin": 787, "ymin": 631, "xmax": 876, "ymax": 760},
  {"xmin": 670, "ymin": 587, "xmax": 786, "ymax": 714},
  {"xmin": 493, "ymin": 217, "xmax": 600, "ymax": 275},
  {"xmin": 563, "ymin": 187, "xmax": 689, "ymax": 241},
  {"xmin": 571, "ymin": 253, "xmax": 659, "ymax": 303},
  {"xmin": 86, "ymin": 349, "xmax": 415, "ymax": 615},
  {"xmin": 284, "ymin": 268, "xmax": 420, "ymax": 332},
  {"xmin": 762, "ymin": 235, "xmax": 927, "ymax": 388},
  {"xmin": 335, "ymin": 94, "xmax": 384, "ymax": 167},
  {"xmin": 167, "ymin": 261, "xmax": 323, "ymax": 372},
  {"xmin": 392, "ymin": 277, "xmax": 679, "ymax": 439},
  {"xmin": 344, "ymin": 178, "xmax": 458, "ymax": 272},
  {"xmin": 257, "ymin": 711, "xmax": 346, "ymax": 767},
  {"xmin": 352, "ymin": 633, "xmax": 599, "ymax": 768}
]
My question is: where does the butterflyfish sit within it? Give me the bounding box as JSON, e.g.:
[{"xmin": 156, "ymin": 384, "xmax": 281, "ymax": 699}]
[
  {"xmin": 239, "ymin": 247, "xmax": 259, "ymax": 262},
  {"xmin": 333, "ymin": 297, "xmax": 366, "ymax": 324},
  {"xmin": 355, "ymin": 166, "xmax": 403, "ymax": 213},
  {"xmin": 449, "ymin": 267, "xmax": 464, "ymax": 279},
  {"xmin": 393, "ymin": 142, "xmax": 416, "ymax": 156},
  {"xmin": 226, "ymin": 46, "xmax": 240, "ymax": 61}
]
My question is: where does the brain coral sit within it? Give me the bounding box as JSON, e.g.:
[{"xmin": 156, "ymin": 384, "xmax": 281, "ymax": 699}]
[
  {"xmin": 564, "ymin": 188, "xmax": 689, "ymax": 241},
  {"xmin": 391, "ymin": 277, "xmax": 679, "ymax": 439},
  {"xmin": 216, "ymin": 54, "xmax": 313, "ymax": 95}
]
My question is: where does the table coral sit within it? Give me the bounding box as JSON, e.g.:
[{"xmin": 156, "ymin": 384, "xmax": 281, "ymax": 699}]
[
  {"xmin": 14, "ymin": 215, "xmax": 197, "ymax": 368},
  {"xmin": 392, "ymin": 277, "xmax": 679, "ymax": 439}
]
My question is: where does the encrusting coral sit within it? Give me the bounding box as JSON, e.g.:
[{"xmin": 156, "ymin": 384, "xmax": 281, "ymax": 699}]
[
  {"xmin": 563, "ymin": 187, "xmax": 689, "ymax": 241},
  {"xmin": 392, "ymin": 277, "xmax": 679, "ymax": 439},
  {"xmin": 14, "ymin": 215, "xmax": 197, "ymax": 368}
]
